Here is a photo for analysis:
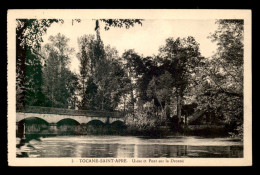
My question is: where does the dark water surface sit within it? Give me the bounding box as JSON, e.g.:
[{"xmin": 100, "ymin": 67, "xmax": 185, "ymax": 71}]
[{"xmin": 16, "ymin": 135, "xmax": 243, "ymax": 158}]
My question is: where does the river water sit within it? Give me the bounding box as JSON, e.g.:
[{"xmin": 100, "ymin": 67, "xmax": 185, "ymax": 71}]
[{"xmin": 16, "ymin": 135, "xmax": 243, "ymax": 158}]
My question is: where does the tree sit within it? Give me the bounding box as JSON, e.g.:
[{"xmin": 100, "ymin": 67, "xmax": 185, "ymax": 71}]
[
  {"xmin": 16, "ymin": 19, "xmax": 62, "ymax": 108},
  {"xmin": 147, "ymin": 71, "xmax": 173, "ymax": 119},
  {"xmin": 210, "ymin": 20, "xmax": 243, "ymax": 67},
  {"xmin": 159, "ymin": 37, "xmax": 202, "ymax": 125},
  {"xmin": 84, "ymin": 77, "xmax": 98, "ymax": 110},
  {"xmin": 42, "ymin": 33, "xmax": 75, "ymax": 108},
  {"xmin": 77, "ymin": 35, "xmax": 95, "ymax": 109},
  {"xmin": 91, "ymin": 20, "xmax": 142, "ymax": 110},
  {"xmin": 76, "ymin": 34, "xmax": 131, "ymax": 111},
  {"xmin": 194, "ymin": 19, "xmax": 244, "ymax": 137},
  {"xmin": 97, "ymin": 19, "xmax": 143, "ymax": 31},
  {"xmin": 90, "ymin": 32, "xmax": 108, "ymax": 110},
  {"xmin": 64, "ymin": 70, "xmax": 79, "ymax": 109},
  {"xmin": 93, "ymin": 45, "xmax": 131, "ymax": 111},
  {"xmin": 122, "ymin": 50, "xmax": 159, "ymax": 108},
  {"xmin": 24, "ymin": 48, "xmax": 45, "ymax": 106},
  {"xmin": 105, "ymin": 58, "xmax": 131, "ymax": 111},
  {"xmin": 16, "ymin": 18, "xmax": 142, "ymax": 109}
]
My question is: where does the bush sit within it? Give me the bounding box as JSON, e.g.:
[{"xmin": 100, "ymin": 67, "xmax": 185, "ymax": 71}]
[
  {"xmin": 125, "ymin": 108, "xmax": 165, "ymax": 135},
  {"xmin": 228, "ymin": 124, "xmax": 243, "ymax": 140}
]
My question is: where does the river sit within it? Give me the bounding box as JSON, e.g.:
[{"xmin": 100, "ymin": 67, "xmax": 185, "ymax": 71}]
[{"xmin": 16, "ymin": 135, "xmax": 243, "ymax": 158}]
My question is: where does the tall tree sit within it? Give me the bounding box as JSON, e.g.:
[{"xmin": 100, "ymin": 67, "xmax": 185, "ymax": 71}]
[
  {"xmin": 105, "ymin": 58, "xmax": 131, "ymax": 111},
  {"xmin": 16, "ymin": 19, "xmax": 62, "ymax": 108},
  {"xmin": 122, "ymin": 50, "xmax": 144, "ymax": 112},
  {"xmin": 24, "ymin": 48, "xmax": 45, "ymax": 106},
  {"xmin": 77, "ymin": 34, "xmax": 131, "ymax": 111},
  {"xmin": 77, "ymin": 35, "xmax": 95, "ymax": 109},
  {"xmin": 42, "ymin": 33, "xmax": 75, "ymax": 108},
  {"xmin": 16, "ymin": 18, "xmax": 143, "ymax": 109},
  {"xmin": 122, "ymin": 50, "xmax": 165, "ymax": 112},
  {"xmin": 194, "ymin": 19, "xmax": 244, "ymax": 136},
  {"xmin": 147, "ymin": 71, "xmax": 173, "ymax": 118},
  {"xmin": 159, "ymin": 36, "xmax": 202, "ymax": 125}
]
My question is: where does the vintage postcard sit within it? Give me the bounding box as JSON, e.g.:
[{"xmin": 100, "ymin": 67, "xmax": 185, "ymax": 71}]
[{"xmin": 7, "ymin": 9, "xmax": 252, "ymax": 166}]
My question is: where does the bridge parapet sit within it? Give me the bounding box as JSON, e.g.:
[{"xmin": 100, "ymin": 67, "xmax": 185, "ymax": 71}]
[{"xmin": 17, "ymin": 106, "xmax": 124, "ymax": 118}]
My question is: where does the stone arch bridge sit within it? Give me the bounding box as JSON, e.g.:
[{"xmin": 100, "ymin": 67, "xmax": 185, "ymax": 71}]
[{"xmin": 16, "ymin": 106, "xmax": 126, "ymax": 133}]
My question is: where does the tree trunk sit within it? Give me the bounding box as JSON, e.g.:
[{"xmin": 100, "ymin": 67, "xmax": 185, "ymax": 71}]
[
  {"xmin": 158, "ymin": 101, "xmax": 165, "ymax": 119},
  {"xmin": 82, "ymin": 79, "xmax": 85, "ymax": 109},
  {"xmin": 51, "ymin": 85, "xmax": 54, "ymax": 107},
  {"xmin": 177, "ymin": 90, "xmax": 182, "ymax": 125},
  {"xmin": 166, "ymin": 100, "xmax": 171, "ymax": 119},
  {"xmin": 16, "ymin": 22, "xmax": 27, "ymax": 108},
  {"xmin": 123, "ymin": 96, "xmax": 126, "ymax": 112},
  {"xmin": 82, "ymin": 79, "xmax": 85, "ymax": 98},
  {"xmin": 130, "ymin": 84, "xmax": 135, "ymax": 113},
  {"xmin": 128, "ymin": 70, "xmax": 135, "ymax": 113}
]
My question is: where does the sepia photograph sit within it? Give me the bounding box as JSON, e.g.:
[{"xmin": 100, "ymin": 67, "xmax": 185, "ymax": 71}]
[{"xmin": 7, "ymin": 9, "xmax": 252, "ymax": 166}]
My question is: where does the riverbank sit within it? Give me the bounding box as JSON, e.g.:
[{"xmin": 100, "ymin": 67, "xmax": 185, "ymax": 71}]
[{"xmin": 17, "ymin": 123, "xmax": 241, "ymax": 142}]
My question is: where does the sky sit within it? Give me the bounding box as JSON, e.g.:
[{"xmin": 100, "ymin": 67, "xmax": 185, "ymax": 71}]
[{"xmin": 42, "ymin": 19, "xmax": 219, "ymax": 74}]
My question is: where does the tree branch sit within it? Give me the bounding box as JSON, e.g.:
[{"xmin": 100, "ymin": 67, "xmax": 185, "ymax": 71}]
[{"xmin": 31, "ymin": 48, "xmax": 45, "ymax": 60}]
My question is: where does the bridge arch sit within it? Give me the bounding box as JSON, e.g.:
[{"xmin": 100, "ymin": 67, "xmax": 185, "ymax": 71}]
[
  {"xmin": 17, "ymin": 113, "xmax": 51, "ymax": 123},
  {"xmin": 56, "ymin": 118, "xmax": 81, "ymax": 126},
  {"xmin": 110, "ymin": 120, "xmax": 126, "ymax": 128},
  {"xmin": 110, "ymin": 120, "xmax": 126, "ymax": 126},
  {"xmin": 56, "ymin": 118, "xmax": 81, "ymax": 133},
  {"xmin": 86, "ymin": 119, "xmax": 105, "ymax": 126},
  {"xmin": 17, "ymin": 117, "xmax": 49, "ymax": 135},
  {"xmin": 110, "ymin": 120, "xmax": 127, "ymax": 134},
  {"xmin": 18, "ymin": 117, "xmax": 49, "ymax": 124},
  {"xmin": 83, "ymin": 120, "xmax": 106, "ymax": 134}
]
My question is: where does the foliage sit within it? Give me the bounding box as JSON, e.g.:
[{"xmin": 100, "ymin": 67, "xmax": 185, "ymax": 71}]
[
  {"xmin": 24, "ymin": 48, "xmax": 45, "ymax": 106},
  {"xmin": 99, "ymin": 19, "xmax": 143, "ymax": 30},
  {"xmin": 16, "ymin": 18, "xmax": 140, "ymax": 108},
  {"xmin": 125, "ymin": 108, "xmax": 157, "ymax": 132},
  {"xmin": 77, "ymin": 35, "xmax": 131, "ymax": 111},
  {"xmin": 16, "ymin": 19, "xmax": 62, "ymax": 108},
  {"xmin": 210, "ymin": 19, "xmax": 243, "ymax": 67},
  {"xmin": 122, "ymin": 50, "xmax": 161, "ymax": 104},
  {"xmin": 122, "ymin": 38, "xmax": 203, "ymax": 124},
  {"xmin": 17, "ymin": 19, "xmax": 63, "ymax": 50},
  {"xmin": 158, "ymin": 37, "xmax": 202, "ymax": 93},
  {"xmin": 146, "ymin": 71, "xmax": 173, "ymax": 115},
  {"xmin": 193, "ymin": 19, "xmax": 244, "ymax": 137},
  {"xmin": 158, "ymin": 37, "xmax": 202, "ymax": 122},
  {"xmin": 15, "ymin": 18, "xmax": 244, "ymax": 138},
  {"xmin": 76, "ymin": 35, "xmax": 95, "ymax": 109},
  {"xmin": 42, "ymin": 33, "xmax": 77, "ymax": 108}
]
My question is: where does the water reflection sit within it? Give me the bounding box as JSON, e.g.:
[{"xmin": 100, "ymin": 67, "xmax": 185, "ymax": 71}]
[{"xmin": 16, "ymin": 135, "xmax": 243, "ymax": 158}]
